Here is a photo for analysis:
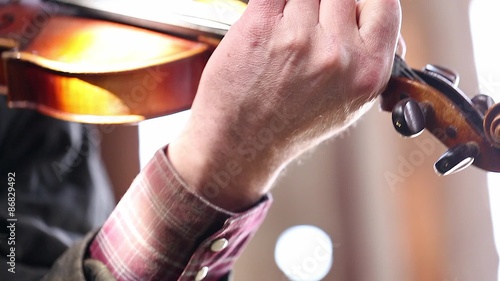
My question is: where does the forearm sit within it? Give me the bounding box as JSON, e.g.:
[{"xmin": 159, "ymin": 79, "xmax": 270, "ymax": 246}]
[
  {"xmin": 87, "ymin": 147, "xmax": 271, "ymax": 281},
  {"xmin": 167, "ymin": 122, "xmax": 286, "ymax": 212}
]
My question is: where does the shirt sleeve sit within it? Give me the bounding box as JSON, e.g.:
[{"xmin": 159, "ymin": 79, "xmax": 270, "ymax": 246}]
[{"xmin": 88, "ymin": 146, "xmax": 272, "ymax": 281}]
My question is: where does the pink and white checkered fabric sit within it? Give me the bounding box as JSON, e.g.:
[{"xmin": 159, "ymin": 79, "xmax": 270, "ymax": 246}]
[{"xmin": 89, "ymin": 147, "xmax": 271, "ymax": 281}]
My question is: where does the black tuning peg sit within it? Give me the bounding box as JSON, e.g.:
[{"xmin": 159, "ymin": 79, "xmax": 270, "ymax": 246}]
[
  {"xmin": 471, "ymin": 94, "xmax": 495, "ymax": 116},
  {"xmin": 392, "ymin": 98, "xmax": 427, "ymax": 137},
  {"xmin": 424, "ymin": 64, "xmax": 460, "ymax": 87},
  {"xmin": 434, "ymin": 142, "xmax": 480, "ymax": 176}
]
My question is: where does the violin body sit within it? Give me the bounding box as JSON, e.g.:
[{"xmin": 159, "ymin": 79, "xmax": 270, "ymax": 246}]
[{"xmin": 1, "ymin": 0, "xmax": 212, "ymax": 124}]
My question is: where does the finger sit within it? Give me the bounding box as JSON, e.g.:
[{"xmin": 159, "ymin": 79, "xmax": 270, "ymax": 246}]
[
  {"xmin": 245, "ymin": 0, "xmax": 286, "ymax": 17},
  {"xmin": 229, "ymin": 0, "xmax": 286, "ymax": 40},
  {"xmin": 283, "ymin": 0, "xmax": 320, "ymax": 26},
  {"xmin": 357, "ymin": 0, "xmax": 401, "ymax": 56},
  {"xmin": 319, "ymin": 0, "xmax": 358, "ymax": 34}
]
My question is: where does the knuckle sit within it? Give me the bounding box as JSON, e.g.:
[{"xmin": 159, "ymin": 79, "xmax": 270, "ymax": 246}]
[
  {"xmin": 321, "ymin": 46, "xmax": 347, "ymax": 72},
  {"xmin": 275, "ymin": 29, "xmax": 311, "ymax": 54}
]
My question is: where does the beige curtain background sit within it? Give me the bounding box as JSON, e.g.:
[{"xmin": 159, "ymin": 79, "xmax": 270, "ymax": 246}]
[{"xmin": 100, "ymin": 0, "xmax": 499, "ymax": 280}]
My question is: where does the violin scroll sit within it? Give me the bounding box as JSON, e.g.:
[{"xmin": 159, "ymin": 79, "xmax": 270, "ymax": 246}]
[
  {"xmin": 381, "ymin": 55, "xmax": 500, "ymax": 175},
  {"xmin": 484, "ymin": 103, "xmax": 500, "ymax": 148}
]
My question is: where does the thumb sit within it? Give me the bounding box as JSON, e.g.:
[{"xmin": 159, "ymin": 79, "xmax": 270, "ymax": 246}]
[{"xmin": 357, "ymin": 0, "xmax": 402, "ymax": 56}]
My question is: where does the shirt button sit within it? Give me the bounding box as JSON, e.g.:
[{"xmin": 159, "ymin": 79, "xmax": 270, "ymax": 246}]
[
  {"xmin": 195, "ymin": 266, "xmax": 209, "ymax": 281},
  {"xmin": 210, "ymin": 238, "xmax": 229, "ymax": 252}
]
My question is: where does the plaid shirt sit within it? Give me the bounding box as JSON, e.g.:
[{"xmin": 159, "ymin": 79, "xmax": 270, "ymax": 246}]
[{"xmin": 89, "ymin": 147, "xmax": 272, "ymax": 281}]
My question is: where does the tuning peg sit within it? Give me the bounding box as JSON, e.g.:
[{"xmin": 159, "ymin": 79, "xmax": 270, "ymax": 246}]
[
  {"xmin": 392, "ymin": 98, "xmax": 427, "ymax": 137},
  {"xmin": 424, "ymin": 64, "xmax": 460, "ymax": 87},
  {"xmin": 471, "ymin": 94, "xmax": 495, "ymax": 115},
  {"xmin": 434, "ymin": 142, "xmax": 480, "ymax": 175}
]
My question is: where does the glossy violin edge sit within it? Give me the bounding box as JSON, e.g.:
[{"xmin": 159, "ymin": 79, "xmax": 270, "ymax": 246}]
[
  {"xmin": 2, "ymin": 16, "xmax": 210, "ymax": 74},
  {"xmin": 5, "ymin": 49, "xmax": 210, "ymax": 124}
]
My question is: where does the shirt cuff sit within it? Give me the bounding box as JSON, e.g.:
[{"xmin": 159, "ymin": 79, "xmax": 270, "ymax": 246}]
[{"xmin": 89, "ymin": 146, "xmax": 272, "ymax": 281}]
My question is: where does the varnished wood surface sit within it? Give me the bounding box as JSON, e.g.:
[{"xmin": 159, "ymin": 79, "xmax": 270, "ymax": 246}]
[
  {"xmin": 1, "ymin": 1, "xmax": 211, "ymax": 124},
  {"xmin": 381, "ymin": 77, "xmax": 500, "ymax": 172}
]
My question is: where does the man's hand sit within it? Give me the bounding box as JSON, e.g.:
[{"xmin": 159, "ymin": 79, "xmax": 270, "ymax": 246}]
[{"xmin": 169, "ymin": 0, "xmax": 401, "ymax": 211}]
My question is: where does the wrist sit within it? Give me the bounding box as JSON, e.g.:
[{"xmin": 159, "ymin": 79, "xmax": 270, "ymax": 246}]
[{"xmin": 167, "ymin": 130, "xmax": 280, "ymax": 212}]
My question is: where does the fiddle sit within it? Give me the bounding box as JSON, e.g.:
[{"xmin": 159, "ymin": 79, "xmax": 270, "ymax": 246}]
[
  {"xmin": 0, "ymin": 0, "xmax": 216, "ymax": 124},
  {"xmin": 381, "ymin": 55, "xmax": 500, "ymax": 175}
]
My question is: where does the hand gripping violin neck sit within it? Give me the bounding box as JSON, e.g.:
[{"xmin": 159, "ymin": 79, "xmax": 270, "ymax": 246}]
[{"xmin": 381, "ymin": 55, "xmax": 500, "ymax": 175}]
